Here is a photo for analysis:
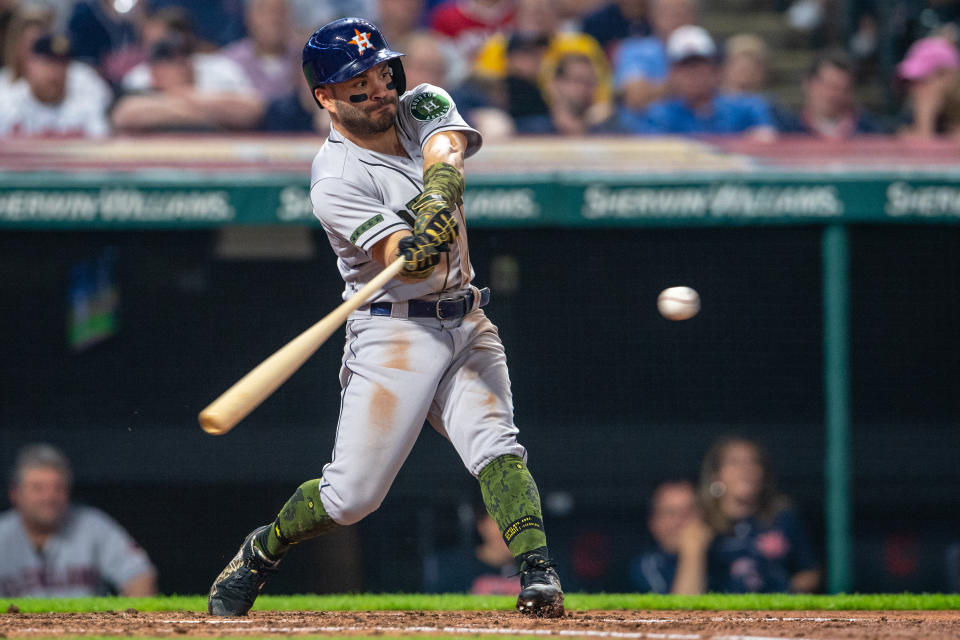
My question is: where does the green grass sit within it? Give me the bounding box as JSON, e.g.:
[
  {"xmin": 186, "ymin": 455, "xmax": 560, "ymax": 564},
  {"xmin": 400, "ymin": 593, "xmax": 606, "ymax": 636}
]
[{"xmin": 1, "ymin": 592, "xmax": 959, "ymax": 613}]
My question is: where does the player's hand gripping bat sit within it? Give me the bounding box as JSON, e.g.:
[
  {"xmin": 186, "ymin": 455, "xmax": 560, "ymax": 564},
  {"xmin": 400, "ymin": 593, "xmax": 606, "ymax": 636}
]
[{"xmin": 199, "ymin": 256, "xmax": 406, "ymax": 435}]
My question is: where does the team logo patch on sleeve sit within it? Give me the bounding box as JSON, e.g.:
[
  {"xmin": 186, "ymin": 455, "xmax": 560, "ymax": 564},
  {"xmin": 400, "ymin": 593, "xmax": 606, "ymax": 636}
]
[
  {"xmin": 410, "ymin": 92, "xmax": 451, "ymax": 121},
  {"xmin": 350, "ymin": 214, "xmax": 383, "ymax": 243}
]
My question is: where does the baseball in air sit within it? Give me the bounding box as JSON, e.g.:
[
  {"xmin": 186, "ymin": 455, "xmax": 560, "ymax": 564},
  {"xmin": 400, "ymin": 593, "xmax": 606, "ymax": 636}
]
[{"xmin": 657, "ymin": 286, "xmax": 700, "ymax": 321}]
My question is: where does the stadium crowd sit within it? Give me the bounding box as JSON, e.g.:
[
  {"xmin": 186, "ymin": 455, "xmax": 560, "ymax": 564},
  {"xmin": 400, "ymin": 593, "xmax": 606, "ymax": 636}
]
[{"xmin": 2, "ymin": 0, "xmax": 960, "ymax": 139}]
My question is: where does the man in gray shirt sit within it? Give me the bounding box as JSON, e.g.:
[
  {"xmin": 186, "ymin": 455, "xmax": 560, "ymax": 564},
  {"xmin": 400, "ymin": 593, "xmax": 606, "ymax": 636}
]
[{"xmin": 0, "ymin": 443, "xmax": 157, "ymax": 597}]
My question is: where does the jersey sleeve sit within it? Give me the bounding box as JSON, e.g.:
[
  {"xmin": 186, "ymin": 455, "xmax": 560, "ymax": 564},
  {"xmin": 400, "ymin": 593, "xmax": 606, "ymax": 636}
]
[
  {"xmin": 398, "ymin": 84, "xmax": 482, "ymax": 158},
  {"xmin": 311, "ymin": 178, "xmax": 411, "ymax": 252},
  {"xmin": 86, "ymin": 508, "xmax": 155, "ymax": 591}
]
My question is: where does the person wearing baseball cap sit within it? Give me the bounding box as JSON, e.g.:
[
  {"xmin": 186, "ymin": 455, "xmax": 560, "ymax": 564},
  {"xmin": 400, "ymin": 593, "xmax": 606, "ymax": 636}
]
[
  {"xmin": 619, "ymin": 25, "xmax": 777, "ymax": 138},
  {"xmin": 0, "ymin": 33, "xmax": 111, "ymax": 137},
  {"xmin": 897, "ymin": 36, "xmax": 960, "ymax": 139}
]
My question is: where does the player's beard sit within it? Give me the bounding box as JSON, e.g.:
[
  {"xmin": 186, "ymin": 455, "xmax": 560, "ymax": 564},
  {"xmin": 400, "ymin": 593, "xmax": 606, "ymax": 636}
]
[{"xmin": 335, "ymin": 95, "xmax": 398, "ymax": 137}]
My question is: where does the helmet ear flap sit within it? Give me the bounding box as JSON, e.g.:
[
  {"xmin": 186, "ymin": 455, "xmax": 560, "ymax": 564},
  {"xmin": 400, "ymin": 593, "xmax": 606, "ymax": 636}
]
[{"xmin": 388, "ymin": 58, "xmax": 406, "ymax": 96}]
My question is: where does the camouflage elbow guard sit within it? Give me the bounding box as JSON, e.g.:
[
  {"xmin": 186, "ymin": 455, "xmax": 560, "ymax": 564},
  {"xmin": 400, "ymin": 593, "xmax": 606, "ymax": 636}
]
[{"xmin": 408, "ymin": 162, "xmax": 464, "ymax": 247}]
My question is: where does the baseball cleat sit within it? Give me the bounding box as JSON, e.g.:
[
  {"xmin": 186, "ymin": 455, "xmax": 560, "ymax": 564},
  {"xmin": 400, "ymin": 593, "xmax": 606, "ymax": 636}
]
[
  {"xmin": 208, "ymin": 525, "xmax": 280, "ymax": 616},
  {"xmin": 515, "ymin": 553, "xmax": 565, "ymax": 618}
]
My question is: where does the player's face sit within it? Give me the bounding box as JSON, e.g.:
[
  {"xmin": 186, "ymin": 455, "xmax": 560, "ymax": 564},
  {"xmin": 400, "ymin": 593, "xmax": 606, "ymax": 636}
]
[
  {"xmin": 10, "ymin": 466, "xmax": 71, "ymax": 531},
  {"xmin": 325, "ymin": 63, "xmax": 398, "ymax": 136}
]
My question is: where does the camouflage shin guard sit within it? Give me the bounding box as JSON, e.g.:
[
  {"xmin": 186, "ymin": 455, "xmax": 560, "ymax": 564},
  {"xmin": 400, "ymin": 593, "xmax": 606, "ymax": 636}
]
[
  {"xmin": 478, "ymin": 455, "xmax": 549, "ymax": 557},
  {"xmin": 257, "ymin": 479, "xmax": 338, "ymax": 560}
]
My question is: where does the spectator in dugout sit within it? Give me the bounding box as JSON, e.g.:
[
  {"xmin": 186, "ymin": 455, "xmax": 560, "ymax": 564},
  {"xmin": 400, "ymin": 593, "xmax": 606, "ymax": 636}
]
[
  {"xmin": 680, "ymin": 436, "xmax": 821, "ymax": 594},
  {"xmin": 773, "ymin": 51, "xmax": 884, "ymax": 138},
  {"xmin": 0, "ymin": 33, "xmax": 111, "ymax": 137},
  {"xmin": 628, "ymin": 479, "xmax": 708, "ymax": 593},
  {"xmin": 0, "ymin": 443, "xmax": 156, "ymax": 597},
  {"xmin": 620, "ymin": 25, "xmax": 777, "ymax": 138},
  {"xmin": 111, "ymin": 31, "xmax": 263, "ymax": 132}
]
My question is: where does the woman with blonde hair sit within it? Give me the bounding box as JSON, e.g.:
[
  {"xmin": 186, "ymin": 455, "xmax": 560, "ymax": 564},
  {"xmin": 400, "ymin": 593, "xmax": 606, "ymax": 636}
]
[{"xmin": 674, "ymin": 437, "xmax": 821, "ymax": 594}]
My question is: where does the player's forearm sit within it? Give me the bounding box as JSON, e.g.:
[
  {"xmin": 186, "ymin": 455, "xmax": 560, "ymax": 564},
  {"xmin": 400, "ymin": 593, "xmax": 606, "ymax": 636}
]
[
  {"xmin": 371, "ymin": 229, "xmax": 412, "ymax": 268},
  {"xmin": 422, "ymin": 130, "xmax": 467, "ymax": 176}
]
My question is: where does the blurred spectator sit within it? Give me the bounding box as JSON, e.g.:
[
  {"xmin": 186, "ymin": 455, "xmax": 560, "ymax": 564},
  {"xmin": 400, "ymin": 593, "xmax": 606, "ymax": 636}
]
[
  {"xmin": 259, "ymin": 63, "xmax": 331, "ymax": 134},
  {"xmin": 378, "ymin": 0, "xmax": 427, "ymax": 45},
  {"xmin": 221, "ymin": 0, "xmax": 300, "ymax": 101},
  {"xmin": 621, "ymin": 25, "xmax": 777, "ymax": 138},
  {"xmin": 0, "ymin": 443, "xmax": 156, "ymax": 597},
  {"xmin": 112, "ymin": 34, "xmax": 263, "ymax": 132},
  {"xmin": 429, "ymin": 0, "xmax": 516, "ymax": 63},
  {"xmin": 897, "ymin": 35, "xmax": 960, "ymax": 138},
  {"xmin": 472, "ymin": 0, "xmax": 612, "ymax": 112},
  {"xmin": 581, "ymin": 0, "xmax": 651, "ymax": 55},
  {"xmin": 452, "ymin": 31, "xmax": 550, "ymax": 131},
  {"xmin": 148, "ymin": 0, "xmax": 245, "ymax": 49},
  {"xmin": 628, "ymin": 479, "xmax": 705, "ymax": 593},
  {"xmin": 721, "ymin": 33, "xmax": 769, "ymax": 95},
  {"xmin": 0, "ymin": 0, "xmax": 17, "ymax": 65},
  {"xmin": 696, "ymin": 436, "xmax": 821, "ymax": 594},
  {"xmin": 424, "ymin": 508, "xmax": 520, "ymax": 594},
  {"xmin": 0, "ymin": 33, "xmax": 111, "ymax": 137},
  {"xmin": 774, "ymin": 51, "xmax": 884, "ymax": 138},
  {"xmin": 288, "ymin": 0, "xmax": 378, "ymax": 34},
  {"xmin": 613, "ymin": 0, "xmax": 696, "ymax": 111},
  {"xmin": 401, "ymin": 30, "xmax": 455, "ymax": 88},
  {"xmin": 66, "ymin": 0, "xmax": 143, "ymax": 75},
  {"xmin": 515, "ymin": 52, "xmax": 612, "ymax": 134}
]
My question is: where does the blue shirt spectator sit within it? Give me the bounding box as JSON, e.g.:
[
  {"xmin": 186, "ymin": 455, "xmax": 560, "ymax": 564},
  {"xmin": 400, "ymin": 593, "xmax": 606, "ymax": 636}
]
[
  {"xmin": 612, "ymin": 0, "xmax": 696, "ymax": 111},
  {"xmin": 613, "ymin": 36, "xmax": 668, "ymax": 88},
  {"xmin": 628, "ymin": 92, "xmax": 775, "ymax": 135},
  {"xmin": 621, "ymin": 25, "xmax": 776, "ymax": 138},
  {"xmin": 708, "ymin": 508, "xmax": 819, "ymax": 593}
]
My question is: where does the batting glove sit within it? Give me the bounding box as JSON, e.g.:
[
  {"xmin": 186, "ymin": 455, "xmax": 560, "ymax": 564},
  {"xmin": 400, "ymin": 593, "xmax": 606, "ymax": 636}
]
[{"xmin": 398, "ymin": 233, "xmax": 446, "ymax": 279}]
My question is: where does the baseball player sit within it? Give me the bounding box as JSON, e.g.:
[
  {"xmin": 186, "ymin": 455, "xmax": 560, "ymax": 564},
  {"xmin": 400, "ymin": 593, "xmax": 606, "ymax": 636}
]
[{"xmin": 207, "ymin": 18, "xmax": 564, "ymax": 618}]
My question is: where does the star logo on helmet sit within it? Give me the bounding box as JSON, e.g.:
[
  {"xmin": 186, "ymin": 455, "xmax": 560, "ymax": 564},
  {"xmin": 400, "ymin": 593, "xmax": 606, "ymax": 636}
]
[{"xmin": 349, "ymin": 29, "xmax": 375, "ymax": 54}]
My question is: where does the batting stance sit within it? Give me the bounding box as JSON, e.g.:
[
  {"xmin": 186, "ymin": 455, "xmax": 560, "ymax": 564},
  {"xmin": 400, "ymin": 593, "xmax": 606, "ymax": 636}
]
[{"xmin": 208, "ymin": 18, "xmax": 564, "ymax": 618}]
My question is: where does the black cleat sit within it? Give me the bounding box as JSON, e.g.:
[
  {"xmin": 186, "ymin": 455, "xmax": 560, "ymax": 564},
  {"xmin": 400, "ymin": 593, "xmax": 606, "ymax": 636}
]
[
  {"xmin": 208, "ymin": 525, "xmax": 280, "ymax": 616},
  {"xmin": 515, "ymin": 553, "xmax": 565, "ymax": 618}
]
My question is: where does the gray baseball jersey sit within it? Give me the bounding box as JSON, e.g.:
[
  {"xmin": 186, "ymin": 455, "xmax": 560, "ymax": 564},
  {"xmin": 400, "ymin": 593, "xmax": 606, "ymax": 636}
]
[
  {"xmin": 0, "ymin": 506, "xmax": 155, "ymax": 597},
  {"xmin": 306, "ymin": 84, "xmax": 526, "ymax": 527},
  {"xmin": 310, "ymin": 83, "xmax": 482, "ymax": 302}
]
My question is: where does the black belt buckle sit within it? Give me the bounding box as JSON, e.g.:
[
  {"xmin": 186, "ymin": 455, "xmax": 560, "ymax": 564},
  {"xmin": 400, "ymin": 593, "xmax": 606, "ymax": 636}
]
[{"xmin": 435, "ymin": 295, "xmax": 462, "ymax": 320}]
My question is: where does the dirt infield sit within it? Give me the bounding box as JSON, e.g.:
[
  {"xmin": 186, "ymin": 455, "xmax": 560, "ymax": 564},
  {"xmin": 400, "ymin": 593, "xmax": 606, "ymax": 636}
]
[{"xmin": 2, "ymin": 610, "xmax": 959, "ymax": 639}]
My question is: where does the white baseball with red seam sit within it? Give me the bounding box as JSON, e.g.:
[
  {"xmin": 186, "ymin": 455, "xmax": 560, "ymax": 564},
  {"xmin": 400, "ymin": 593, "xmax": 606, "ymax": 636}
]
[{"xmin": 657, "ymin": 286, "xmax": 700, "ymax": 321}]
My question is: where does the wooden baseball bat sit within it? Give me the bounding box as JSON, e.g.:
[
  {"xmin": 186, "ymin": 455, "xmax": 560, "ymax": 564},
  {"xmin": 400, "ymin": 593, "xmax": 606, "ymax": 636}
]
[{"xmin": 199, "ymin": 256, "xmax": 406, "ymax": 435}]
